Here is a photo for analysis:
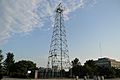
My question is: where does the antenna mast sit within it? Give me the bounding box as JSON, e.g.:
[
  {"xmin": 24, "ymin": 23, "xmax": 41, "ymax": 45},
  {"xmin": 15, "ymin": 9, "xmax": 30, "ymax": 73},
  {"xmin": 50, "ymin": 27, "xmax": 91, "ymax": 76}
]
[{"xmin": 47, "ymin": 3, "xmax": 70, "ymax": 78}]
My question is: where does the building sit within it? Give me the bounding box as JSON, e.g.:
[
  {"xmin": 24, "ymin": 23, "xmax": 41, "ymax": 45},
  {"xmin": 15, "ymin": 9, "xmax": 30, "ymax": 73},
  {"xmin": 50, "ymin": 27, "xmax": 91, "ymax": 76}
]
[{"xmin": 95, "ymin": 57, "xmax": 120, "ymax": 69}]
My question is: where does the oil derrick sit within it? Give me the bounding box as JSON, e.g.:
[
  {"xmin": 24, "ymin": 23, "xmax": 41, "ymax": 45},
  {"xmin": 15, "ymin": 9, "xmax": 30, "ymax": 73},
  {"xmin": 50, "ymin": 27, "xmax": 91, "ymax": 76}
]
[{"xmin": 46, "ymin": 3, "xmax": 70, "ymax": 78}]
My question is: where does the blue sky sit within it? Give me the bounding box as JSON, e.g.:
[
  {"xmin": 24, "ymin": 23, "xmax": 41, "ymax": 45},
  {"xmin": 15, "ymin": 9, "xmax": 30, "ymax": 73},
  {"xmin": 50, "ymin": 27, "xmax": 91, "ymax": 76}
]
[{"xmin": 0, "ymin": 0, "xmax": 120, "ymax": 67}]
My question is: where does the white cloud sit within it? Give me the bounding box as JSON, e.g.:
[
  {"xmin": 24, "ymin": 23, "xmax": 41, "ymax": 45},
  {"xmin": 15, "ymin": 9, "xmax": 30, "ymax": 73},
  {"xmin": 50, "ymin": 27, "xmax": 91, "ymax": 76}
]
[{"xmin": 0, "ymin": 0, "xmax": 96, "ymax": 44}]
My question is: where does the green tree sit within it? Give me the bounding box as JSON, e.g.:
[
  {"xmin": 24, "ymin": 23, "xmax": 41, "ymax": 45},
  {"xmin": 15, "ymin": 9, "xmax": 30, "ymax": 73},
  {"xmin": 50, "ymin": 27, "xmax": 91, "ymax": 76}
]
[
  {"xmin": 98, "ymin": 67, "xmax": 116, "ymax": 78},
  {"xmin": 0, "ymin": 50, "xmax": 3, "ymax": 79},
  {"xmin": 71, "ymin": 58, "xmax": 83, "ymax": 77},
  {"xmin": 84, "ymin": 60, "xmax": 98, "ymax": 78},
  {"xmin": 4, "ymin": 52, "xmax": 15, "ymax": 76},
  {"xmin": 115, "ymin": 68, "xmax": 120, "ymax": 78},
  {"xmin": 84, "ymin": 60, "xmax": 96, "ymax": 67},
  {"xmin": 72, "ymin": 58, "xmax": 81, "ymax": 67},
  {"xmin": 84, "ymin": 59, "xmax": 116, "ymax": 78},
  {"xmin": 12, "ymin": 60, "xmax": 36, "ymax": 78}
]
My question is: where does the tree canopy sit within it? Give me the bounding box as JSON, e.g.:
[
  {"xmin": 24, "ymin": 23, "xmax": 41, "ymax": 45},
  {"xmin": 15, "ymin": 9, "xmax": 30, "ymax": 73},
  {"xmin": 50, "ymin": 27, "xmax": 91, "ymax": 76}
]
[
  {"xmin": 72, "ymin": 58, "xmax": 81, "ymax": 67},
  {"xmin": 11, "ymin": 60, "xmax": 36, "ymax": 78},
  {"xmin": 0, "ymin": 50, "xmax": 3, "ymax": 63},
  {"xmin": 0, "ymin": 50, "xmax": 3, "ymax": 79},
  {"xmin": 3, "ymin": 52, "xmax": 15, "ymax": 76}
]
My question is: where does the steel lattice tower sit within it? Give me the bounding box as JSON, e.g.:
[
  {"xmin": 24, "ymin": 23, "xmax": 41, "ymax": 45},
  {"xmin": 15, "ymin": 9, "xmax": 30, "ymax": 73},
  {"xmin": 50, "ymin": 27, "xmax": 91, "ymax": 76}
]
[{"xmin": 47, "ymin": 3, "xmax": 70, "ymax": 77}]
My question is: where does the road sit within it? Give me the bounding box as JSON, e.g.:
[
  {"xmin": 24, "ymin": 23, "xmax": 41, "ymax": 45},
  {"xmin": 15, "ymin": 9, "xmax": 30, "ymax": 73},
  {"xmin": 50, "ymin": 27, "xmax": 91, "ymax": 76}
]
[{"xmin": 2, "ymin": 78, "xmax": 120, "ymax": 80}]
